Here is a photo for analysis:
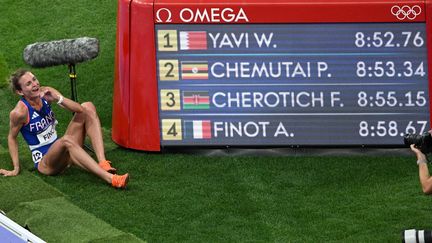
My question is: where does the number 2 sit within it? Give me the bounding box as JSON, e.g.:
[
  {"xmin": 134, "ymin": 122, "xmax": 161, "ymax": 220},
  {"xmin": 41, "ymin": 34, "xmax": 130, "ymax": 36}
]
[{"xmin": 158, "ymin": 60, "xmax": 179, "ymax": 81}]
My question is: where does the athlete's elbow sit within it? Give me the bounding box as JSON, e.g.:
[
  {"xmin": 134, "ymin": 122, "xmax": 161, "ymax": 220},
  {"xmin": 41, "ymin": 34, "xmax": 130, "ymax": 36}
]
[
  {"xmin": 7, "ymin": 133, "xmax": 17, "ymax": 143},
  {"xmin": 423, "ymin": 189, "xmax": 432, "ymax": 195},
  {"xmin": 422, "ymin": 184, "xmax": 432, "ymax": 195}
]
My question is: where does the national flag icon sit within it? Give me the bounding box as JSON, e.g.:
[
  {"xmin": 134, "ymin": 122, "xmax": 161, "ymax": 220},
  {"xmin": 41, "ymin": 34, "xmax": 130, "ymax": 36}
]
[
  {"xmin": 183, "ymin": 91, "xmax": 210, "ymax": 110},
  {"xmin": 184, "ymin": 120, "xmax": 212, "ymax": 139},
  {"xmin": 179, "ymin": 31, "xmax": 207, "ymax": 50},
  {"xmin": 181, "ymin": 61, "xmax": 208, "ymax": 80}
]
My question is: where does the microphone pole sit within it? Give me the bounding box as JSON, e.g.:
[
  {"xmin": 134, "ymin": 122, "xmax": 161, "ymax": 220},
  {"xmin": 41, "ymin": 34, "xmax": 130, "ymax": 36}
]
[
  {"xmin": 67, "ymin": 63, "xmax": 94, "ymax": 153},
  {"xmin": 68, "ymin": 64, "xmax": 77, "ymax": 102}
]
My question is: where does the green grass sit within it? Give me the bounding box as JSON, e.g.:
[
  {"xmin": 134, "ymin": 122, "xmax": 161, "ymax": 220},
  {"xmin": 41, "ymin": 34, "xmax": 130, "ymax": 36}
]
[
  {"xmin": 8, "ymin": 197, "xmax": 143, "ymax": 242},
  {"xmin": 40, "ymin": 153, "xmax": 432, "ymax": 242},
  {"xmin": 0, "ymin": 52, "xmax": 10, "ymax": 88},
  {"xmin": 1, "ymin": 0, "xmax": 432, "ymax": 242}
]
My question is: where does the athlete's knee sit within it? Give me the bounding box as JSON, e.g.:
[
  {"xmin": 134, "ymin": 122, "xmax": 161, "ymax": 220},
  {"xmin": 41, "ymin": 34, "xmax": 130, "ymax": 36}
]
[
  {"xmin": 61, "ymin": 135, "xmax": 79, "ymax": 149},
  {"xmin": 81, "ymin": 102, "xmax": 97, "ymax": 118},
  {"xmin": 81, "ymin": 102, "xmax": 96, "ymax": 112}
]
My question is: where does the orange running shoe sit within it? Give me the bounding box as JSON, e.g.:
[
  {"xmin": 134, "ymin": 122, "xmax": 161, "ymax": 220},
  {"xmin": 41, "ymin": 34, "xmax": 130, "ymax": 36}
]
[
  {"xmin": 99, "ymin": 160, "xmax": 117, "ymax": 173},
  {"xmin": 112, "ymin": 173, "xmax": 129, "ymax": 189}
]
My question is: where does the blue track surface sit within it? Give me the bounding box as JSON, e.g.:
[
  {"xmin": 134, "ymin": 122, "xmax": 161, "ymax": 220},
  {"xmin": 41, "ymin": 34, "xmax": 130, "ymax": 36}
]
[{"xmin": 0, "ymin": 224, "xmax": 25, "ymax": 243}]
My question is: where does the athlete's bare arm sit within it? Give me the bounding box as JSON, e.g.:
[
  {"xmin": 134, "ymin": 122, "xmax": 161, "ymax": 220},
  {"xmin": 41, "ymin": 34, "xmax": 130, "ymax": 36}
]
[
  {"xmin": 0, "ymin": 103, "xmax": 27, "ymax": 176},
  {"xmin": 40, "ymin": 86, "xmax": 83, "ymax": 113}
]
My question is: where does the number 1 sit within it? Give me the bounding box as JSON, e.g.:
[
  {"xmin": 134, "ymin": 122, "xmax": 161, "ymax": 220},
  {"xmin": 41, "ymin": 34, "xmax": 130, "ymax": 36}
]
[
  {"xmin": 157, "ymin": 30, "xmax": 178, "ymax": 51},
  {"xmin": 164, "ymin": 33, "xmax": 173, "ymax": 48}
]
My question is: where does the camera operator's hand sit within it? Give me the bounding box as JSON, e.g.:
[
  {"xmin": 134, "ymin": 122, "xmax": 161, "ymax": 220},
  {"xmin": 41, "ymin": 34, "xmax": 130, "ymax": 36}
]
[
  {"xmin": 411, "ymin": 143, "xmax": 432, "ymax": 194},
  {"xmin": 411, "ymin": 144, "xmax": 427, "ymax": 165}
]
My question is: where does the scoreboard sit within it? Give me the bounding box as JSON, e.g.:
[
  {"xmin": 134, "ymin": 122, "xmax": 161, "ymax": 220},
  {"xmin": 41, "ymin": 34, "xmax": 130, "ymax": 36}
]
[{"xmin": 112, "ymin": 0, "xmax": 432, "ymax": 151}]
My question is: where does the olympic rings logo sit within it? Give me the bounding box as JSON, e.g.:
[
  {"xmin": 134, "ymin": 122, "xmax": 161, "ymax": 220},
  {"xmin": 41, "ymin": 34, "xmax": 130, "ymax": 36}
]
[{"xmin": 391, "ymin": 5, "xmax": 422, "ymax": 20}]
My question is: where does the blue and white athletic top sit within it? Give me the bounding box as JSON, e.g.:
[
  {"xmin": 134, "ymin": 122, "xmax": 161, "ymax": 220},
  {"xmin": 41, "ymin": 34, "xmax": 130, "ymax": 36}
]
[{"xmin": 19, "ymin": 97, "xmax": 58, "ymax": 165}]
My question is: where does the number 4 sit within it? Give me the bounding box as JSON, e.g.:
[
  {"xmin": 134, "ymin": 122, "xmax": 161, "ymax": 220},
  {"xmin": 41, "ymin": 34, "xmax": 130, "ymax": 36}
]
[
  {"xmin": 415, "ymin": 62, "xmax": 426, "ymax": 77},
  {"xmin": 162, "ymin": 119, "xmax": 182, "ymax": 140}
]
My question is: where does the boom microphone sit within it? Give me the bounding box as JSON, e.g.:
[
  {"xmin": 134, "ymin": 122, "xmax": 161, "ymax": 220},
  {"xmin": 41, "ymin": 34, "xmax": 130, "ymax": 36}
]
[{"xmin": 23, "ymin": 37, "xmax": 99, "ymax": 68}]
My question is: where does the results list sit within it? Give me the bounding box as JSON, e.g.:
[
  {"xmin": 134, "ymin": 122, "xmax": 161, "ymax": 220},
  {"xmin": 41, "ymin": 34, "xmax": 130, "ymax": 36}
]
[{"xmin": 155, "ymin": 23, "xmax": 429, "ymax": 146}]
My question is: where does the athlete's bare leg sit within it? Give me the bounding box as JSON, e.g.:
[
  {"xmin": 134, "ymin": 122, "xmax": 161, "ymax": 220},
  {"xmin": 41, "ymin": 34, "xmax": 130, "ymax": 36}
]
[
  {"xmin": 38, "ymin": 101, "xmax": 113, "ymax": 180},
  {"xmin": 37, "ymin": 135, "xmax": 113, "ymax": 183},
  {"xmin": 64, "ymin": 102, "xmax": 106, "ymax": 162}
]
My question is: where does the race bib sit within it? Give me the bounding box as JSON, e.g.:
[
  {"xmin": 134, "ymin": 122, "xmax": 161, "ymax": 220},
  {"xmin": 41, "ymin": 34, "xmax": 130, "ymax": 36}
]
[
  {"xmin": 32, "ymin": 150, "xmax": 43, "ymax": 163},
  {"xmin": 36, "ymin": 123, "xmax": 58, "ymax": 146}
]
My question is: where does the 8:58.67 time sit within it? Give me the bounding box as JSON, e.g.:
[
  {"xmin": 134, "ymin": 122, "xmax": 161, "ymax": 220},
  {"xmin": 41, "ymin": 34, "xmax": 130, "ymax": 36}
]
[{"xmin": 359, "ymin": 120, "xmax": 428, "ymax": 137}]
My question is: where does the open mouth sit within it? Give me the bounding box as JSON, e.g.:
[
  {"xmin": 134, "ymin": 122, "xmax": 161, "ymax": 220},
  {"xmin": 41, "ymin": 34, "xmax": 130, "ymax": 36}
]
[{"xmin": 31, "ymin": 87, "xmax": 40, "ymax": 94}]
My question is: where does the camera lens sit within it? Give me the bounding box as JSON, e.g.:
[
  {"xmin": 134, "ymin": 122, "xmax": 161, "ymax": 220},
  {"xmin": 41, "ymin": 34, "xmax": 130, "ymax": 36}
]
[{"xmin": 402, "ymin": 229, "xmax": 432, "ymax": 243}]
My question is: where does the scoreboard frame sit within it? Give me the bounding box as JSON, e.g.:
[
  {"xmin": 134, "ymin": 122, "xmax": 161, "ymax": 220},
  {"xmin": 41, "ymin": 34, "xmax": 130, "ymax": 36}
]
[{"xmin": 112, "ymin": 0, "xmax": 432, "ymax": 151}]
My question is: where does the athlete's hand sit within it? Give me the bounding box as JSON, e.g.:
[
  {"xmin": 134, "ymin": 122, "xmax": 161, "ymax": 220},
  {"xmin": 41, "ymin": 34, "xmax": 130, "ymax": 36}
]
[
  {"xmin": 0, "ymin": 168, "xmax": 19, "ymax": 177},
  {"xmin": 39, "ymin": 87, "xmax": 61, "ymax": 103}
]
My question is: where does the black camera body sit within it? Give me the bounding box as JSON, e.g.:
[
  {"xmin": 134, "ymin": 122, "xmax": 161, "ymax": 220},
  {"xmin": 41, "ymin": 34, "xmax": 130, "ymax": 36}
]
[{"xmin": 404, "ymin": 132, "xmax": 432, "ymax": 154}]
